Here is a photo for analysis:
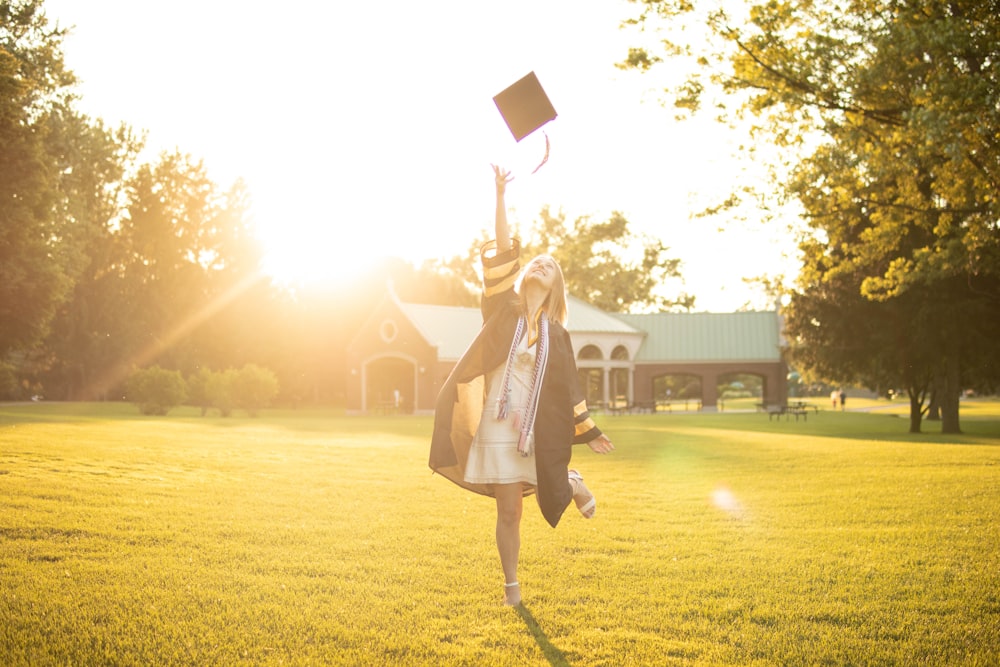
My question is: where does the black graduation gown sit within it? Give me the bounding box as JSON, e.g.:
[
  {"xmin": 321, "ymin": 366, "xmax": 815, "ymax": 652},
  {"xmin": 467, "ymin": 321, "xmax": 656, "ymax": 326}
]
[{"xmin": 428, "ymin": 239, "xmax": 602, "ymax": 528}]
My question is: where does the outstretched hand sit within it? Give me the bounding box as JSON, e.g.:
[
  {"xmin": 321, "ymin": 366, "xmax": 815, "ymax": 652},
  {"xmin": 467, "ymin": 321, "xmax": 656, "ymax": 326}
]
[
  {"xmin": 492, "ymin": 164, "xmax": 514, "ymax": 195},
  {"xmin": 587, "ymin": 434, "xmax": 614, "ymax": 454}
]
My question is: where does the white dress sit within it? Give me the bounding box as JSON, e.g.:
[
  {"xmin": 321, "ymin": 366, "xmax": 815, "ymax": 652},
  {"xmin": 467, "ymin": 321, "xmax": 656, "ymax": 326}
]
[{"xmin": 464, "ymin": 334, "xmax": 538, "ymax": 486}]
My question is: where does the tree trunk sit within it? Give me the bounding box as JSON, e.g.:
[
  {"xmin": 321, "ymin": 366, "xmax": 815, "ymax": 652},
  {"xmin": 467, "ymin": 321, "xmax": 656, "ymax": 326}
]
[
  {"xmin": 926, "ymin": 390, "xmax": 940, "ymax": 421},
  {"xmin": 907, "ymin": 390, "xmax": 923, "ymax": 433},
  {"xmin": 940, "ymin": 346, "xmax": 962, "ymax": 434},
  {"xmin": 926, "ymin": 368, "xmax": 943, "ymax": 420}
]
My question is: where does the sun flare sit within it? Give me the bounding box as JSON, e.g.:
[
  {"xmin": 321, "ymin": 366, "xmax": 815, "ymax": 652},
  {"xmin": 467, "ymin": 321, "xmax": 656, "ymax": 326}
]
[
  {"xmin": 258, "ymin": 226, "xmax": 381, "ymax": 289},
  {"xmin": 711, "ymin": 487, "xmax": 741, "ymax": 513}
]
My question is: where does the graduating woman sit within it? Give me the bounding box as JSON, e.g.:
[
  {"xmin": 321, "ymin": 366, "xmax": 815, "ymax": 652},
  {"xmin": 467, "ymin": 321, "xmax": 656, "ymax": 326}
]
[{"xmin": 429, "ymin": 165, "xmax": 614, "ymax": 606}]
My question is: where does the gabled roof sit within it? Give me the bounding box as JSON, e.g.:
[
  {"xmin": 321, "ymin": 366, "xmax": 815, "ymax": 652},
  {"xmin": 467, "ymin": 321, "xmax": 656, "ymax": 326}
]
[
  {"xmin": 566, "ymin": 296, "xmax": 642, "ymax": 334},
  {"xmin": 398, "ymin": 302, "xmax": 481, "ymax": 361},
  {"xmin": 394, "ymin": 291, "xmax": 781, "ymax": 365},
  {"xmin": 615, "ymin": 311, "xmax": 782, "ymax": 363},
  {"xmin": 399, "ymin": 295, "xmax": 644, "ymax": 361}
]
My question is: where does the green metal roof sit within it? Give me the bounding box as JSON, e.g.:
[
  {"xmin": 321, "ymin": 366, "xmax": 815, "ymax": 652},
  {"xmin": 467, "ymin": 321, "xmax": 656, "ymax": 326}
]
[
  {"xmin": 616, "ymin": 311, "xmax": 782, "ymax": 363},
  {"xmin": 399, "ymin": 297, "xmax": 782, "ymax": 364}
]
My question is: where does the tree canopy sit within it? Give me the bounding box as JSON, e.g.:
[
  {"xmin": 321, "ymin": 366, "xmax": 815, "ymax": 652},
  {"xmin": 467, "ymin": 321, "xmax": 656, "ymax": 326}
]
[
  {"xmin": 622, "ymin": 0, "xmax": 1000, "ymax": 432},
  {"xmin": 429, "ymin": 207, "xmax": 693, "ymax": 313},
  {"xmin": 0, "ymin": 0, "xmax": 74, "ymax": 358},
  {"xmin": 1, "ymin": 0, "xmax": 283, "ymax": 401}
]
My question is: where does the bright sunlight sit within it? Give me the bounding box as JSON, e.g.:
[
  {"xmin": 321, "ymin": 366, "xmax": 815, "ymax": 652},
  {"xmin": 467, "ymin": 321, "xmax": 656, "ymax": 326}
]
[
  {"xmin": 46, "ymin": 0, "xmax": 802, "ymax": 308},
  {"xmin": 257, "ymin": 224, "xmax": 381, "ymax": 289}
]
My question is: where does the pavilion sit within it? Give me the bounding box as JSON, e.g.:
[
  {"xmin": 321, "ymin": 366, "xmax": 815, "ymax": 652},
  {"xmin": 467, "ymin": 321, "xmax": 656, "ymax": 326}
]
[{"xmin": 345, "ymin": 285, "xmax": 787, "ymax": 415}]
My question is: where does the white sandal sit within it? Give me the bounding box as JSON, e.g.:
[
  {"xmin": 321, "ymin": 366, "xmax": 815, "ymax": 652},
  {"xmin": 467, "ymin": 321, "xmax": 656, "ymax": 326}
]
[
  {"xmin": 504, "ymin": 581, "xmax": 521, "ymax": 606},
  {"xmin": 568, "ymin": 470, "xmax": 596, "ymax": 518}
]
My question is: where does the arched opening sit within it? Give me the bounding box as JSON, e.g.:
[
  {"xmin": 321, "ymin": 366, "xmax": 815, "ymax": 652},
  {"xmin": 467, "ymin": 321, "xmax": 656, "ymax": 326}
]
[
  {"xmin": 609, "ymin": 368, "xmax": 629, "ymax": 409},
  {"xmin": 577, "ymin": 368, "xmax": 603, "ymax": 406},
  {"xmin": 653, "ymin": 373, "xmax": 702, "ymax": 411},
  {"xmin": 717, "ymin": 372, "xmax": 766, "ymax": 410},
  {"xmin": 608, "ymin": 345, "xmax": 631, "ymax": 409},
  {"xmin": 577, "ymin": 344, "xmax": 605, "ymax": 408},
  {"xmin": 365, "ymin": 357, "xmax": 415, "ymax": 414}
]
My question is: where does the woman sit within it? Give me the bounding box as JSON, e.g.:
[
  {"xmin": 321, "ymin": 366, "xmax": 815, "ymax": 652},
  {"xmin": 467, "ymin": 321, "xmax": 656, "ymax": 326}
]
[{"xmin": 429, "ymin": 164, "xmax": 614, "ymax": 606}]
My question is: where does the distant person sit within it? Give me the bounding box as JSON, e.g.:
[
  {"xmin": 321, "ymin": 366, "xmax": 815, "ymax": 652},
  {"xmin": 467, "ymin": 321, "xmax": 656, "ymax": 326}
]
[
  {"xmin": 839, "ymin": 389, "xmax": 847, "ymax": 411},
  {"xmin": 429, "ymin": 164, "xmax": 614, "ymax": 607},
  {"xmin": 831, "ymin": 389, "xmax": 838, "ymax": 409}
]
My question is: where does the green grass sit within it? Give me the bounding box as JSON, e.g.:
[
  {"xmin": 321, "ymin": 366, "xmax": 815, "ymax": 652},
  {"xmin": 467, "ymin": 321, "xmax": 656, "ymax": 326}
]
[{"xmin": 1, "ymin": 402, "xmax": 998, "ymax": 666}]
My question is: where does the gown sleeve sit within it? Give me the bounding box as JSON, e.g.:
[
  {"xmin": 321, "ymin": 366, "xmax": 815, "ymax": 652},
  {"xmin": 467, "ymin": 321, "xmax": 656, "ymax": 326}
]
[
  {"xmin": 479, "ymin": 238, "xmax": 520, "ymax": 320},
  {"xmin": 562, "ymin": 326, "xmax": 602, "ymax": 444}
]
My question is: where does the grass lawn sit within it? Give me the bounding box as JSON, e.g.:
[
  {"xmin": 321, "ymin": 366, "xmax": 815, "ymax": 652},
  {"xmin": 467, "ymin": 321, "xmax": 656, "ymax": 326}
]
[{"xmin": 1, "ymin": 402, "xmax": 998, "ymax": 666}]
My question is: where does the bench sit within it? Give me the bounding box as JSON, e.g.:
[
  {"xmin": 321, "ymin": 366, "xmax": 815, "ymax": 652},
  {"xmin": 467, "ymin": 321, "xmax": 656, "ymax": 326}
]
[
  {"xmin": 786, "ymin": 407, "xmax": 809, "ymax": 421},
  {"xmin": 767, "ymin": 404, "xmax": 809, "ymax": 421}
]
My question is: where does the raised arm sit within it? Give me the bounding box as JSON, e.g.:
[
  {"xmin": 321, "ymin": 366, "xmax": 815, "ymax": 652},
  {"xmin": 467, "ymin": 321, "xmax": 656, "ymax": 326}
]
[{"xmin": 492, "ymin": 164, "xmax": 514, "ymax": 253}]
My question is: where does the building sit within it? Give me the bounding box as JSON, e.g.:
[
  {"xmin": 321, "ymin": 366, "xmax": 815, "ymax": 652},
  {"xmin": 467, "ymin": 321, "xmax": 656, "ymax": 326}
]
[{"xmin": 345, "ymin": 285, "xmax": 787, "ymax": 415}]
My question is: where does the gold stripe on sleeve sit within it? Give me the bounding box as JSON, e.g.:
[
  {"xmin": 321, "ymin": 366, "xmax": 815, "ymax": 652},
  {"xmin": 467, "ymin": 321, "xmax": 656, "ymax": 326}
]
[
  {"xmin": 575, "ymin": 417, "xmax": 597, "ymax": 438},
  {"xmin": 485, "ymin": 272, "xmax": 518, "ymax": 298},
  {"xmin": 483, "ymin": 256, "xmax": 517, "ymax": 279}
]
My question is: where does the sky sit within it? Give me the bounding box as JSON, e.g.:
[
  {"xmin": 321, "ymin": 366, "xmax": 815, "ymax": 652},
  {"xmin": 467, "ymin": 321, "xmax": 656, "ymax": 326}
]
[{"xmin": 43, "ymin": 0, "xmax": 801, "ymax": 312}]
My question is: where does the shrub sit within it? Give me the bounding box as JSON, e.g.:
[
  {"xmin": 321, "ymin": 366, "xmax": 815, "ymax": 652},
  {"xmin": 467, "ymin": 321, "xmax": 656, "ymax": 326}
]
[
  {"xmin": 0, "ymin": 362, "xmax": 20, "ymax": 401},
  {"xmin": 126, "ymin": 366, "xmax": 187, "ymax": 415},
  {"xmin": 186, "ymin": 367, "xmax": 213, "ymax": 416},
  {"xmin": 233, "ymin": 364, "xmax": 279, "ymax": 417},
  {"xmin": 206, "ymin": 369, "xmax": 237, "ymax": 417}
]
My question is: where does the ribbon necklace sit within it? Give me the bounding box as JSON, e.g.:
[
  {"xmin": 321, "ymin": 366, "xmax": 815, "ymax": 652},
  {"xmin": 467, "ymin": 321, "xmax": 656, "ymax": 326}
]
[{"xmin": 495, "ymin": 311, "xmax": 549, "ymax": 457}]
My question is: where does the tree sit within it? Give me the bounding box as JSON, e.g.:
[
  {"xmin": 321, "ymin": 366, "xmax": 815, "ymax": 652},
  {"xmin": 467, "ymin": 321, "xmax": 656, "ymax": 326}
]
[
  {"xmin": 205, "ymin": 368, "xmax": 237, "ymax": 417},
  {"xmin": 102, "ymin": 152, "xmax": 266, "ymax": 391},
  {"xmin": 783, "ymin": 237, "xmax": 944, "ymax": 433},
  {"xmin": 2, "ymin": 2, "xmax": 290, "ymax": 404},
  {"xmin": 232, "ymin": 363, "xmax": 279, "ymax": 417},
  {"xmin": 39, "ymin": 112, "xmax": 143, "ymax": 399},
  {"xmin": 432, "ymin": 207, "xmax": 692, "ymax": 312},
  {"xmin": 621, "ymin": 0, "xmax": 1000, "ymax": 432},
  {"xmin": 186, "ymin": 366, "xmax": 213, "ymax": 416},
  {"xmin": 522, "ymin": 207, "xmax": 692, "ymax": 313},
  {"xmin": 0, "ymin": 1, "xmax": 75, "ymax": 359},
  {"xmin": 125, "ymin": 365, "xmax": 187, "ymax": 415}
]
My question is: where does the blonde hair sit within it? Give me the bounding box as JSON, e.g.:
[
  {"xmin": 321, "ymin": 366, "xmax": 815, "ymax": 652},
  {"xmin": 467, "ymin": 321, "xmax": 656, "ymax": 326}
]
[{"xmin": 518, "ymin": 255, "xmax": 568, "ymax": 326}]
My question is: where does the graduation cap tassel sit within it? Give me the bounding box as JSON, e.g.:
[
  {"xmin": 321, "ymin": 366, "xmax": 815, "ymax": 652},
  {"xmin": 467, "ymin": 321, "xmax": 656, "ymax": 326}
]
[{"xmin": 530, "ymin": 131, "xmax": 550, "ymax": 175}]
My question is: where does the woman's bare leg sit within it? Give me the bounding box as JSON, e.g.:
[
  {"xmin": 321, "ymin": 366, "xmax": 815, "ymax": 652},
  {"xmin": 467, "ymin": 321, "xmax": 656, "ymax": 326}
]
[{"xmin": 494, "ymin": 483, "xmax": 524, "ymax": 605}]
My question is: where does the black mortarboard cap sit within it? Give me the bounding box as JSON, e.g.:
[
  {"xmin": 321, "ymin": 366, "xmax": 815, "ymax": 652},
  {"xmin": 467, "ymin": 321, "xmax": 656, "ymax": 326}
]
[{"xmin": 493, "ymin": 71, "xmax": 557, "ymax": 142}]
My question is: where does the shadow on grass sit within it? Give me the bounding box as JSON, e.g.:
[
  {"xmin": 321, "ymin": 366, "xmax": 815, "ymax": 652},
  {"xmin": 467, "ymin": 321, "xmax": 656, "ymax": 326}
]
[{"xmin": 516, "ymin": 604, "xmax": 571, "ymax": 666}]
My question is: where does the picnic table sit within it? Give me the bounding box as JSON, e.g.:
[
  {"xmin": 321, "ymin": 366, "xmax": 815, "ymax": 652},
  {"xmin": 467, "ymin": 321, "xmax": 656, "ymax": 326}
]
[
  {"xmin": 766, "ymin": 403, "xmax": 810, "ymax": 421},
  {"xmin": 658, "ymin": 399, "xmax": 702, "ymax": 413},
  {"xmin": 373, "ymin": 400, "xmax": 398, "ymax": 415}
]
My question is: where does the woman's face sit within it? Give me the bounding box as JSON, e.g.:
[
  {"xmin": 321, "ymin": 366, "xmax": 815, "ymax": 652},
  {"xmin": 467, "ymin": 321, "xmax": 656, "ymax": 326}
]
[{"xmin": 523, "ymin": 256, "xmax": 559, "ymax": 293}]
